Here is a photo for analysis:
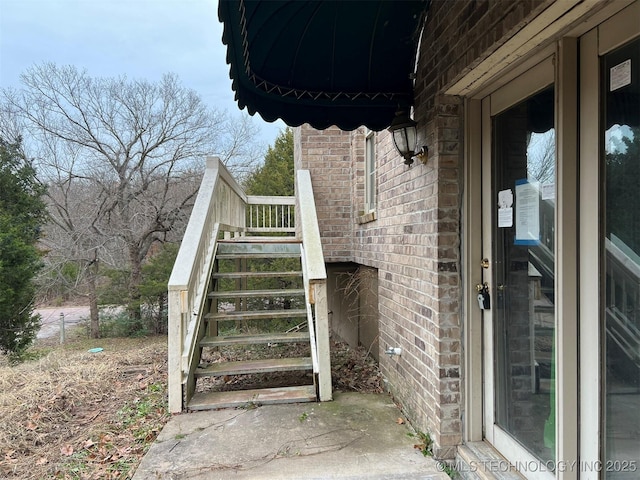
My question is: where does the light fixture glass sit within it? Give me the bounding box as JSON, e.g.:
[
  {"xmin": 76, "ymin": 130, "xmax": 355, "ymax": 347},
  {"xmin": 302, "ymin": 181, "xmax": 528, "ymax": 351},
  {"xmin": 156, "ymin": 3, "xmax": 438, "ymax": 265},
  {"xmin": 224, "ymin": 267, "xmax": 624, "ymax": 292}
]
[{"xmin": 388, "ymin": 110, "xmax": 417, "ymax": 165}]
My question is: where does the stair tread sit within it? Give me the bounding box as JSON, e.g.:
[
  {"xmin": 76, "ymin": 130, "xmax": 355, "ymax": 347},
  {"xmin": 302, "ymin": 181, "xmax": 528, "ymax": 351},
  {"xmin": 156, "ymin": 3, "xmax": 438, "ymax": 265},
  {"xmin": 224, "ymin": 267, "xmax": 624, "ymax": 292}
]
[
  {"xmin": 209, "ymin": 288, "xmax": 305, "ymax": 298},
  {"xmin": 205, "ymin": 309, "xmax": 307, "ymax": 321},
  {"xmin": 188, "ymin": 385, "xmax": 316, "ymax": 410},
  {"xmin": 218, "ymin": 237, "xmax": 300, "ymax": 243},
  {"xmin": 196, "ymin": 357, "xmax": 313, "ymax": 376},
  {"xmin": 217, "ymin": 242, "xmax": 300, "ymax": 254},
  {"xmin": 212, "ymin": 271, "xmax": 302, "ymax": 279},
  {"xmin": 216, "ymin": 252, "xmax": 300, "ymax": 259},
  {"xmin": 200, "ymin": 332, "xmax": 310, "ymax": 346}
]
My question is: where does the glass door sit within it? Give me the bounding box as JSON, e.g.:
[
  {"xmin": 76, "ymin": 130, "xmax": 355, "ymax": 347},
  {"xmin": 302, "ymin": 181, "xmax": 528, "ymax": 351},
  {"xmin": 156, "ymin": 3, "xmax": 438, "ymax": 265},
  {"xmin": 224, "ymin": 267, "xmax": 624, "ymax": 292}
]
[
  {"xmin": 481, "ymin": 58, "xmax": 556, "ymax": 477},
  {"xmin": 602, "ymin": 36, "xmax": 640, "ymax": 479},
  {"xmin": 579, "ymin": 5, "xmax": 640, "ymax": 476}
]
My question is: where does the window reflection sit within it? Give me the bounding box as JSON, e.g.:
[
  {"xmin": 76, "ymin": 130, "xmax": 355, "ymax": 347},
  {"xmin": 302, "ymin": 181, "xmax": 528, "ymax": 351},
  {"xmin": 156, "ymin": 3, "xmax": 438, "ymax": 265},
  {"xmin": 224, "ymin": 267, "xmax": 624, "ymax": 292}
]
[
  {"xmin": 492, "ymin": 86, "xmax": 556, "ymax": 464},
  {"xmin": 603, "ymin": 38, "xmax": 640, "ymax": 479}
]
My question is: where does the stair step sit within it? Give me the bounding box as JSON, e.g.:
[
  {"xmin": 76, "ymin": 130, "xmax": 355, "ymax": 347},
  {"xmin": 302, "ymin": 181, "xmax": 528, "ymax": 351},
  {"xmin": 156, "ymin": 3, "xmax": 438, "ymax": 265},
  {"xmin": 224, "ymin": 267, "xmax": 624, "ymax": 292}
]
[
  {"xmin": 217, "ymin": 242, "xmax": 301, "ymax": 256},
  {"xmin": 212, "ymin": 271, "xmax": 302, "ymax": 279},
  {"xmin": 200, "ymin": 332, "xmax": 310, "ymax": 347},
  {"xmin": 196, "ymin": 357, "xmax": 313, "ymax": 377},
  {"xmin": 218, "ymin": 237, "xmax": 300, "ymax": 244},
  {"xmin": 216, "ymin": 252, "xmax": 300, "ymax": 260},
  {"xmin": 209, "ymin": 288, "xmax": 305, "ymax": 298},
  {"xmin": 205, "ymin": 309, "xmax": 307, "ymax": 322},
  {"xmin": 188, "ymin": 385, "xmax": 316, "ymax": 410},
  {"xmin": 245, "ymin": 227, "xmax": 295, "ymax": 234}
]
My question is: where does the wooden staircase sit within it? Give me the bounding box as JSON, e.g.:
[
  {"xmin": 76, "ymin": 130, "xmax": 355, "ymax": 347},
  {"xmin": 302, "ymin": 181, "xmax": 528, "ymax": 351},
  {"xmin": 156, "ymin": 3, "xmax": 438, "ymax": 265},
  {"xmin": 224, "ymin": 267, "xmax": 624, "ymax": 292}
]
[
  {"xmin": 168, "ymin": 162, "xmax": 330, "ymax": 413},
  {"xmin": 187, "ymin": 236, "xmax": 318, "ymax": 410}
]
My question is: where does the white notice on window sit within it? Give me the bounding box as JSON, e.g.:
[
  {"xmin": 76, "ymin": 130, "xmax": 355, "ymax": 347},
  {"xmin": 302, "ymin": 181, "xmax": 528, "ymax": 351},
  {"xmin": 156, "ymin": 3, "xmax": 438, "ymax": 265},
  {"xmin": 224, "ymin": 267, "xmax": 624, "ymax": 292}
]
[
  {"xmin": 611, "ymin": 59, "xmax": 631, "ymax": 91},
  {"xmin": 497, "ymin": 189, "xmax": 513, "ymax": 228},
  {"xmin": 498, "ymin": 208, "xmax": 513, "ymax": 228},
  {"xmin": 541, "ymin": 183, "xmax": 555, "ymax": 201},
  {"xmin": 515, "ymin": 179, "xmax": 540, "ymax": 245}
]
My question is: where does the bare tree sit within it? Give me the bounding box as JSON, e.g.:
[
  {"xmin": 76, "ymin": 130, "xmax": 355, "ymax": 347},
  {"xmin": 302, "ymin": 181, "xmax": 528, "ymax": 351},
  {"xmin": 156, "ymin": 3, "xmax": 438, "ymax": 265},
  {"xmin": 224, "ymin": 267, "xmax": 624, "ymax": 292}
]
[
  {"xmin": 527, "ymin": 130, "xmax": 556, "ymax": 184},
  {"xmin": 3, "ymin": 63, "xmax": 263, "ymax": 336}
]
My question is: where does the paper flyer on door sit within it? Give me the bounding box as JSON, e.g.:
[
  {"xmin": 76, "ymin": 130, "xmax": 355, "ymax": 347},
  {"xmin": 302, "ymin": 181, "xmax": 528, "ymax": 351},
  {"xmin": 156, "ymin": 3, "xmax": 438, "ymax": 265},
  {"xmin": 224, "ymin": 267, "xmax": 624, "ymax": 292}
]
[{"xmin": 514, "ymin": 179, "xmax": 540, "ymax": 245}]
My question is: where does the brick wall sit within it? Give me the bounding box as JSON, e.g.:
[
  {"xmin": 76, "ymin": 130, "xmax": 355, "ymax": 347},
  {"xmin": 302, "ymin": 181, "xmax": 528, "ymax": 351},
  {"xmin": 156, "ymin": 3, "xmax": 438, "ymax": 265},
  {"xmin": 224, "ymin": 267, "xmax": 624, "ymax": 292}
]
[
  {"xmin": 351, "ymin": 96, "xmax": 463, "ymax": 459},
  {"xmin": 294, "ymin": 126, "xmax": 356, "ymax": 263},
  {"xmin": 295, "ymin": 0, "xmax": 549, "ymax": 460}
]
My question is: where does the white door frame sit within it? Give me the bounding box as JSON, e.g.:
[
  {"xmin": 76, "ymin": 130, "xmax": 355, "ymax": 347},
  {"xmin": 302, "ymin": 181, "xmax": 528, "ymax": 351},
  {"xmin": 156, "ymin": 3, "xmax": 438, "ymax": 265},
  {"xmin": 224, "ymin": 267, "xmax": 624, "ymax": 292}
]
[
  {"xmin": 464, "ymin": 43, "xmax": 581, "ymax": 480},
  {"xmin": 480, "ymin": 56, "xmax": 557, "ymax": 480},
  {"xmin": 579, "ymin": 3, "xmax": 640, "ymax": 478},
  {"xmin": 461, "ymin": 4, "xmax": 638, "ymax": 480}
]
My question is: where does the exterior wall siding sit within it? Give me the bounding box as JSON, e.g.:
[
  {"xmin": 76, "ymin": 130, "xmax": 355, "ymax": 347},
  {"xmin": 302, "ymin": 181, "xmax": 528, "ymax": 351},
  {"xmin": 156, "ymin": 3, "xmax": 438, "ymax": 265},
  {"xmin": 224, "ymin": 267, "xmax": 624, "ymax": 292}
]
[{"xmin": 295, "ymin": 0, "xmax": 549, "ymax": 460}]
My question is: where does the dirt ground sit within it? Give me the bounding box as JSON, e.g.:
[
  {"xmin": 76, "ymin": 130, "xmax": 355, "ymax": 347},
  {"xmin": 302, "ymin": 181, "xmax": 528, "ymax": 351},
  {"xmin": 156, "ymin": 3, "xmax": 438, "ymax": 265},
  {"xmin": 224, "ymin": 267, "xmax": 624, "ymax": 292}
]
[
  {"xmin": 0, "ymin": 333, "xmax": 169, "ymax": 480},
  {"xmin": 0, "ymin": 330, "xmax": 382, "ymax": 479}
]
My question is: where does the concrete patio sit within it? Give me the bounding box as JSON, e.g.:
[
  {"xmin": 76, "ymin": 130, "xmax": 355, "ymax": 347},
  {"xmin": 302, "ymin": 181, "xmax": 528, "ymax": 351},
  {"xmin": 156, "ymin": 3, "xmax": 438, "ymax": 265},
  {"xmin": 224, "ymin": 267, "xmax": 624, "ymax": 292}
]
[{"xmin": 133, "ymin": 392, "xmax": 451, "ymax": 479}]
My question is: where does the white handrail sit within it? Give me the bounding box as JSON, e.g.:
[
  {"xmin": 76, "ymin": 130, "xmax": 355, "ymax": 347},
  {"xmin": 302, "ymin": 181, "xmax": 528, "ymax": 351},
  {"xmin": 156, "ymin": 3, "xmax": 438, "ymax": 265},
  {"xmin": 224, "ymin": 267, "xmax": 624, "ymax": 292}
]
[
  {"xmin": 246, "ymin": 195, "xmax": 295, "ymax": 206},
  {"xmin": 168, "ymin": 157, "xmax": 247, "ymax": 413},
  {"xmin": 296, "ymin": 171, "xmax": 326, "ymax": 282},
  {"xmin": 169, "ymin": 157, "xmax": 247, "ymax": 290},
  {"xmin": 296, "ymin": 170, "xmax": 332, "ymax": 401}
]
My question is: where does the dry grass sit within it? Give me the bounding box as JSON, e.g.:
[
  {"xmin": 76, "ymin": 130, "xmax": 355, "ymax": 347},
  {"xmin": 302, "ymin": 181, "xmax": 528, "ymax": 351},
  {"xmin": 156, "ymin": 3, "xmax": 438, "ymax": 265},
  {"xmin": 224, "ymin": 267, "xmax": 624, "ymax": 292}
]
[{"xmin": 0, "ymin": 333, "xmax": 169, "ymax": 479}]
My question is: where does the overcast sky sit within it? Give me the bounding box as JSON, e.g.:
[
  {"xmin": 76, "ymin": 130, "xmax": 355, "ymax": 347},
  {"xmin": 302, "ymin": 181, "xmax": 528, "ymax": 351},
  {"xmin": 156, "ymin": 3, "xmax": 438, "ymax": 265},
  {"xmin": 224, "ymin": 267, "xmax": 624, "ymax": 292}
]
[{"xmin": 0, "ymin": 0, "xmax": 285, "ymax": 147}]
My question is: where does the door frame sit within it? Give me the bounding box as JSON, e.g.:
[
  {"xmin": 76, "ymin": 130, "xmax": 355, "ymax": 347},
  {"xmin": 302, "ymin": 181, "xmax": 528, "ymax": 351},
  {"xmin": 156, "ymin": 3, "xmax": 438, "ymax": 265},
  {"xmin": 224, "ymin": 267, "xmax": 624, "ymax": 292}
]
[
  {"xmin": 463, "ymin": 40, "xmax": 579, "ymax": 480},
  {"xmin": 463, "ymin": 3, "xmax": 639, "ymax": 479},
  {"xmin": 579, "ymin": 3, "xmax": 640, "ymax": 477},
  {"xmin": 480, "ymin": 55, "xmax": 559, "ymax": 480}
]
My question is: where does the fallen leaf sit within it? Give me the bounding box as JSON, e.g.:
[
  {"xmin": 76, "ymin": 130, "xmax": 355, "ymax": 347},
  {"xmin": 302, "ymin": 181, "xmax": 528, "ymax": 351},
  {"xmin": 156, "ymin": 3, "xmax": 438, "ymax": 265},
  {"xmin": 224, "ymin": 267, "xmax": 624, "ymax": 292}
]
[
  {"xmin": 36, "ymin": 457, "xmax": 48, "ymax": 465},
  {"xmin": 117, "ymin": 446, "xmax": 132, "ymax": 456},
  {"xmin": 25, "ymin": 421, "xmax": 37, "ymax": 431},
  {"xmin": 60, "ymin": 444, "xmax": 74, "ymax": 456},
  {"xmin": 83, "ymin": 439, "xmax": 95, "ymax": 449}
]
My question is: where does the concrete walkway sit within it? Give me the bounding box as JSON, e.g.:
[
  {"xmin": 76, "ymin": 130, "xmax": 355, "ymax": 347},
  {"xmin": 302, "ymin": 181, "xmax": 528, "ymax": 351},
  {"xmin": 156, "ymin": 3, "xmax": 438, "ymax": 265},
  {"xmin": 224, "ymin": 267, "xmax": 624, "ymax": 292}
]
[{"xmin": 133, "ymin": 392, "xmax": 450, "ymax": 480}]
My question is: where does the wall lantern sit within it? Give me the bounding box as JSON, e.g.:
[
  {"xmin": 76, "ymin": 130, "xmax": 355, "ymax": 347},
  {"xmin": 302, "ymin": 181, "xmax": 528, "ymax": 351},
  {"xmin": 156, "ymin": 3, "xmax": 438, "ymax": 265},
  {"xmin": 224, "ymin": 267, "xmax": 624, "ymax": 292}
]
[{"xmin": 387, "ymin": 110, "xmax": 428, "ymax": 166}]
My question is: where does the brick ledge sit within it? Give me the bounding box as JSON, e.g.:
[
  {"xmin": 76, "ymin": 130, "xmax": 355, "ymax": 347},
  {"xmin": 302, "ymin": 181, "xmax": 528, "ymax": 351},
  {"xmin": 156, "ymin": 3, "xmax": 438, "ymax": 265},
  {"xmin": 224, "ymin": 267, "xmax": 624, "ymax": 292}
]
[{"xmin": 357, "ymin": 210, "xmax": 376, "ymax": 224}]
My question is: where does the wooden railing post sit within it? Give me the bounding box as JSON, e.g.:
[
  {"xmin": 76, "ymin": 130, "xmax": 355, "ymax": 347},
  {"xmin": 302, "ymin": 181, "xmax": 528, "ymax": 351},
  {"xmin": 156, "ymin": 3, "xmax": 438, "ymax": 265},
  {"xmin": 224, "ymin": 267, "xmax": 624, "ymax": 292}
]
[
  {"xmin": 313, "ymin": 282, "xmax": 332, "ymax": 401},
  {"xmin": 296, "ymin": 170, "xmax": 332, "ymax": 402},
  {"xmin": 167, "ymin": 289, "xmax": 184, "ymax": 413}
]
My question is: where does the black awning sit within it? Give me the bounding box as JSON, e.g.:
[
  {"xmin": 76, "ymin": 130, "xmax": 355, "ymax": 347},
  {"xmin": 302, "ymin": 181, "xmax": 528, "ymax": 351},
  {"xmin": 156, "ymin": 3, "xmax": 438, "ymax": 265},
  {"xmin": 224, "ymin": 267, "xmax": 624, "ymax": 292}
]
[{"xmin": 218, "ymin": 0, "xmax": 428, "ymax": 131}]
